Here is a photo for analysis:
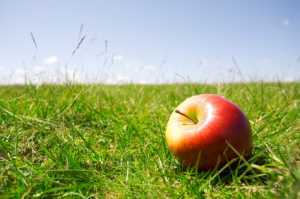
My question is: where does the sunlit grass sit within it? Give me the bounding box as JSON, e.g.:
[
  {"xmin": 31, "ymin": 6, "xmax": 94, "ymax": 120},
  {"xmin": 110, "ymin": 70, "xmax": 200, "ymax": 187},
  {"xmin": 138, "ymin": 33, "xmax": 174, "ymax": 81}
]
[{"xmin": 0, "ymin": 82, "xmax": 299, "ymax": 198}]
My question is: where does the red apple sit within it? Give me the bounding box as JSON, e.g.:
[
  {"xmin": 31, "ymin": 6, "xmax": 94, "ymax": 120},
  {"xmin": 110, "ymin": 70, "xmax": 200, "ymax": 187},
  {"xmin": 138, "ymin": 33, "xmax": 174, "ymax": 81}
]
[{"xmin": 165, "ymin": 94, "xmax": 252, "ymax": 170}]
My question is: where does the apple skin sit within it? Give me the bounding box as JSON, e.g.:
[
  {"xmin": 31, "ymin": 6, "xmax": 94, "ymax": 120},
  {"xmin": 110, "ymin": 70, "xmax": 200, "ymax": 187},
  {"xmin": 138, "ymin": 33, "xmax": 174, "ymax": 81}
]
[{"xmin": 166, "ymin": 94, "xmax": 252, "ymax": 170}]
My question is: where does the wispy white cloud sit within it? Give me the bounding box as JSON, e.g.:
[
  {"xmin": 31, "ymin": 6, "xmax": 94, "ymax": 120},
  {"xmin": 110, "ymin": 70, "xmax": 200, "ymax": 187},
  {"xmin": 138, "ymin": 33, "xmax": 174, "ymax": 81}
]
[
  {"xmin": 105, "ymin": 74, "xmax": 130, "ymax": 84},
  {"xmin": 116, "ymin": 74, "xmax": 129, "ymax": 82},
  {"xmin": 6, "ymin": 65, "xmax": 83, "ymax": 85},
  {"xmin": 137, "ymin": 80, "xmax": 148, "ymax": 84},
  {"xmin": 143, "ymin": 64, "xmax": 157, "ymax": 71},
  {"xmin": 283, "ymin": 76, "xmax": 296, "ymax": 82},
  {"xmin": 282, "ymin": 18, "xmax": 290, "ymax": 26},
  {"xmin": 43, "ymin": 56, "xmax": 58, "ymax": 65},
  {"xmin": 112, "ymin": 55, "xmax": 123, "ymax": 62},
  {"xmin": 197, "ymin": 58, "xmax": 209, "ymax": 67},
  {"xmin": 260, "ymin": 57, "xmax": 272, "ymax": 65},
  {"xmin": 12, "ymin": 68, "xmax": 27, "ymax": 84},
  {"xmin": 0, "ymin": 66, "xmax": 7, "ymax": 74}
]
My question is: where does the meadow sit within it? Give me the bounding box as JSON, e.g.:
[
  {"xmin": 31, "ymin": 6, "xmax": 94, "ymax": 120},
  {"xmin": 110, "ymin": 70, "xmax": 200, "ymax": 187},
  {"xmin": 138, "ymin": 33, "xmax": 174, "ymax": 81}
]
[{"xmin": 0, "ymin": 82, "xmax": 299, "ymax": 198}]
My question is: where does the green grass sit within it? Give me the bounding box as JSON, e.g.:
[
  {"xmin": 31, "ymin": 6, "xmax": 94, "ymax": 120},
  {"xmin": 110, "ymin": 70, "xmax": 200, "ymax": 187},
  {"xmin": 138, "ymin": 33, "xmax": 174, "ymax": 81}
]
[{"xmin": 0, "ymin": 82, "xmax": 299, "ymax": 198}]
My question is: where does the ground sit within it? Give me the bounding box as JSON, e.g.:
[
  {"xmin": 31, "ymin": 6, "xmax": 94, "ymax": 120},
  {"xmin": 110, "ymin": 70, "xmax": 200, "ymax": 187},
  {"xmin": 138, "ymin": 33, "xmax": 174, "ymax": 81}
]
[{"xmin": 0, "ymin": 83, "xmax": 299, "ymax": 198}]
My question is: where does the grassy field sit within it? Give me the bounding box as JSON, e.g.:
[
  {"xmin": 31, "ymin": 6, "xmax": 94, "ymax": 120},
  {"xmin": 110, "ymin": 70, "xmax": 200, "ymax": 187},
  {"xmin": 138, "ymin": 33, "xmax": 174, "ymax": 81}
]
[{"xmin": 0, "ymin": 82, "xmax": 299, "ymax": 198}]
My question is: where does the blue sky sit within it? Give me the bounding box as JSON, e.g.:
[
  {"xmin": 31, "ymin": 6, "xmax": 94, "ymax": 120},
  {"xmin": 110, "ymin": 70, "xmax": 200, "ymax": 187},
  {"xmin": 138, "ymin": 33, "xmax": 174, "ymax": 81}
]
[{"xmin": 0, "ymin": 0, "xmax": 299, "ymax": 84}]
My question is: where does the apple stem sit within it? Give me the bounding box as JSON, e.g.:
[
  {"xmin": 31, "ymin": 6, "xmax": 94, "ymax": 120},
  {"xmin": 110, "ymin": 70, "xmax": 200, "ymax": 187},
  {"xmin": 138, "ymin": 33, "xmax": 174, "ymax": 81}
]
[{"xmin": 175, "ymin": 110, "xmax": 198, "ymax": 124}]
